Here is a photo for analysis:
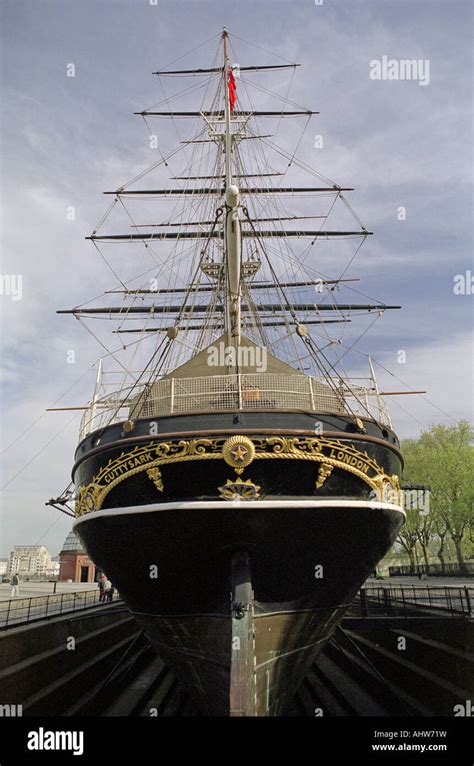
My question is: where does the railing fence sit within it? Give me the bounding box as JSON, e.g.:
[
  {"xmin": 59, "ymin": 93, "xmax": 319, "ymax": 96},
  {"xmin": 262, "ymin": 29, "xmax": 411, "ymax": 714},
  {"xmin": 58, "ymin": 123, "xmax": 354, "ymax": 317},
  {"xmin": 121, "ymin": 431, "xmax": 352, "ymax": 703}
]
[{"xmin": 0, "ymin": 589, "xmax": 121, "ymax": 630}]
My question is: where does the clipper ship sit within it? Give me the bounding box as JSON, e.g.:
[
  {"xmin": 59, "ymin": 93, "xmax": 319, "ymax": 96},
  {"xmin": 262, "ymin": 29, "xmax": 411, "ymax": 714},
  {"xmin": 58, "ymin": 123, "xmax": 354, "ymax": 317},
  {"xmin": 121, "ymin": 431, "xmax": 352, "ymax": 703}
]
[{"xmin": 54, "ymin": 30, "xmax": 406, "ymax": 716}]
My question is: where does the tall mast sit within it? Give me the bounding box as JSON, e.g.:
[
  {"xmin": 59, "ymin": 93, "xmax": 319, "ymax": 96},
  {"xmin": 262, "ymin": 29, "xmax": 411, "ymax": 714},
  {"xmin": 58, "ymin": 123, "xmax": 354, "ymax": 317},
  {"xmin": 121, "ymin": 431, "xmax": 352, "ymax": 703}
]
[
  {"xmin": 222, "ymin": 28, "xmax": 241, "ymax": 348},
  {"xmin": 66, "ymin": 36, "xmax": 389, "ymax": 381},
  {"xmin": 223, "ymin": 28, "xmax": 232, "ymax": 188},
  {"xmin": 222, "ymin": 27, "xmax": 242, "ymax": 346}
]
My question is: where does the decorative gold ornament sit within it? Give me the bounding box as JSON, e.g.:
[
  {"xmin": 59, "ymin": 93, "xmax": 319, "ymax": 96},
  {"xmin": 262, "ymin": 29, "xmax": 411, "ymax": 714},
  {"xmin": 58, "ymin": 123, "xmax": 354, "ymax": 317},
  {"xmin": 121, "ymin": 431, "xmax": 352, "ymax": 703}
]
[
  {"xmin": 316, "ymin": 463, "xmax": 334, "ymax": 489},
  {"xmin": 222, "ymin": 435, "xmax": 256, "ymax": 475},
  {"xmin": 218, "ymin": 477, "xmax": 261, "ymax": 500},
  {"xmin": 75, "ymin": 434, "xmax": 401, "ymax": 516},
  {"xmin": 371, "ymin": 473, "xmax": 402, "ymax": 505},
  {"xmin": 75, "ymin": 483, "xmax": 101, "ymax": 515},
  {"xmin": 146, "ymin": 466, "xmax": 164, "ymax": 492},
  {"xmin": 75, "ymin": 439, "xmax": 217, "ymax": 516}
]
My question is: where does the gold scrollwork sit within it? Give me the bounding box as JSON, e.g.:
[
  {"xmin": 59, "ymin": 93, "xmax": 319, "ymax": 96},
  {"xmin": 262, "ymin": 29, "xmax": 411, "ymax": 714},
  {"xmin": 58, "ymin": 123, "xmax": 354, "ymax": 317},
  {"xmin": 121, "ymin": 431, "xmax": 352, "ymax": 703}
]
[
  {"xmin": 75, "ymin": 483, "xmax": 102, "ymax": 515},
  {"xmin": 147, "ymin": 466, "xmax": 164, "ymax": 493},
  {"xmin": 263, "ymin": 436, "xmax": 322, "ymax": 456},
  {"xmin": 75, "ymin": 434, "xmax": 401, "ymax": 516},
  {"xmin": 370, "ymin": 473, "xmax": 402, "ymax": 506},
  {"xmin": 316, "ymin": 463, "xmax": 334, "ymax": 489}
]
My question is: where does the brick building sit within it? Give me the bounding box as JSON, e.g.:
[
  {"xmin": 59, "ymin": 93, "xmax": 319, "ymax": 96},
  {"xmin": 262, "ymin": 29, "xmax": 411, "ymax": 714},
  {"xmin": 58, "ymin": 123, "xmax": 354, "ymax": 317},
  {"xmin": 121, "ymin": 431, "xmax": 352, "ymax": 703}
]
[{"xmin": 59, "ymin": 531, "xmax": 98, "ymax": 583}]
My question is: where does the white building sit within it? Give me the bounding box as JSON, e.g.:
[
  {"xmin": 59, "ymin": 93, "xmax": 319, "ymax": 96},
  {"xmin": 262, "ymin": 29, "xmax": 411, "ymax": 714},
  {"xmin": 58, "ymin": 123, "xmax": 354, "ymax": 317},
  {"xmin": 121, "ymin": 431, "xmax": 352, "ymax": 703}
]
[
  {"xmin": 0, "ymin": 559, "xmax": 8, "ymax": 576},
  {"xmin": 45, "ymin": 557, "xmax": 61, "ymax": 578},
  {"xmin": 7, "ymin": 546, "xmax": 52, "ymax": 578}
]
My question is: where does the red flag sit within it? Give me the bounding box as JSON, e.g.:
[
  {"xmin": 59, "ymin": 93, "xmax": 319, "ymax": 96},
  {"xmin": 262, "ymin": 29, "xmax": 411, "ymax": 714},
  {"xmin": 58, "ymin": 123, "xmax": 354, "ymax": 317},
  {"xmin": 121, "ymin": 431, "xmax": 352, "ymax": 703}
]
[{"xmin": 228, "ymin": 69, "xmax": 237, "ymax": 112}]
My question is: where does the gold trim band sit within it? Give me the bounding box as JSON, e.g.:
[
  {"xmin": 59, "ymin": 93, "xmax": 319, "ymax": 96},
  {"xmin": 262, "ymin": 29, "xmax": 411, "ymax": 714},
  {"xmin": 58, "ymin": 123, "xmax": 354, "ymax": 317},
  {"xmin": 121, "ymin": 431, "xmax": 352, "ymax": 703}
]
[{"xmin": 75, "ymin": 435, "xmax": 400, "ymax": 516}]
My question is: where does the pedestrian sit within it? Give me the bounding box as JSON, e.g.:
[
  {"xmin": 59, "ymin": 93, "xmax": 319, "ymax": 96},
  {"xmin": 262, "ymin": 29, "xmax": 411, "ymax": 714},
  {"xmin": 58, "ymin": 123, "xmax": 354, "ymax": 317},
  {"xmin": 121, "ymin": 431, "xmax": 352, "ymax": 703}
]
[
  {"xmin": 98, "ymin": 574, "xmax": 107, "ymax": 602},
  {"xmin": 103, "ymin": 578, "xmax": 112, "ymax": 602},
  {"xmin": 10, "ymin": 572, "xmax": 20, "ymax": 598},
  {"xmin": 106, "ymin": 583, "xmax": 115, "ymax": 602}
]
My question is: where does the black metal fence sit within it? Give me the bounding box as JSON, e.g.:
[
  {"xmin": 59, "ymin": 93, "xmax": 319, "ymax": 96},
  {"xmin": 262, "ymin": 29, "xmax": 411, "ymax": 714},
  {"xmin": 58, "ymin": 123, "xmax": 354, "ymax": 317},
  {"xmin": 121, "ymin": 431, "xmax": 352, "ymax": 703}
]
[
  {"xmin": 352, "ymin": 585, "xmax": 473, "ymax": 618},
  {"xmin": 388, "ymin": 563, "xmax": 474, "ymax": 578},
  {"xmin": 2, "ymin": 585, "xmax": 472, "ymax": 631},
  {"xmin": 0, "ymin": 589, "xmax": 121, "ymax": 630}
]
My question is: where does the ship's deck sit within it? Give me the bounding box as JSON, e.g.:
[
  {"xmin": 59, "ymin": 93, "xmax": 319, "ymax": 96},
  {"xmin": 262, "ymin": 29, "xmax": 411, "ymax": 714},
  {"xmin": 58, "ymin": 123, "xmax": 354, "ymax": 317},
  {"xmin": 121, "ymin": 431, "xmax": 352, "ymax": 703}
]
[{"xmin": 79, "ymin": 372, "xmax": 392, "ymax": 440}]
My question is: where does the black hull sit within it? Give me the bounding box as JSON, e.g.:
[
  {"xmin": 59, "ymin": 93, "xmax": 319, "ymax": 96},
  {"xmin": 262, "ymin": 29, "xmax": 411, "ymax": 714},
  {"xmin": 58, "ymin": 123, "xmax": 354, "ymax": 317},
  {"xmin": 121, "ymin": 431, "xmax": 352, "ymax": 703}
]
[
  {"xmin": 75, "ymin": 501, "xmax": 403, "ymax": 715},
  {"xmin": 73, "ymin": 415, "xmax": 404, "ymax": 715}
]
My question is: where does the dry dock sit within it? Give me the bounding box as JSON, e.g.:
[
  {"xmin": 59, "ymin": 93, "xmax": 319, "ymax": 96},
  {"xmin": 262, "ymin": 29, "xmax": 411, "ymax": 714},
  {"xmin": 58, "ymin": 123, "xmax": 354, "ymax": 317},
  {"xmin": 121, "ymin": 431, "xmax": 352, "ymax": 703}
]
[{"xmin": 0, "ymin": 583, "xmax": 472, "ymax": 717}]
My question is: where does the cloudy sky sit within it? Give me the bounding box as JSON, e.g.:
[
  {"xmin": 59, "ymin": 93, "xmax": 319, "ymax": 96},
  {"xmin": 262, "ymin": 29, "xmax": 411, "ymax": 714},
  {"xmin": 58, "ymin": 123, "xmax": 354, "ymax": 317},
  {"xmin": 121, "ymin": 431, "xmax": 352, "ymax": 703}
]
[{"xmin": 0, "ymin": 0, "xmax": 472, "ymax": 558}]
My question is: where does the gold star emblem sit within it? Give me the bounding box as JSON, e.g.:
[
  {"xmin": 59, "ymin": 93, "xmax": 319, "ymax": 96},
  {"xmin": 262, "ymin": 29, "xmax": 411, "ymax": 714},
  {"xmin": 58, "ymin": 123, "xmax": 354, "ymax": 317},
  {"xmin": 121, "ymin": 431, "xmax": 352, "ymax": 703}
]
[
  {"xmin": 222, "ymin": 436, "xmax": 256, "ymax": 475},
  {"xmin": 230, "ymin": 444, "xmax": 248, "ymax": 463}
]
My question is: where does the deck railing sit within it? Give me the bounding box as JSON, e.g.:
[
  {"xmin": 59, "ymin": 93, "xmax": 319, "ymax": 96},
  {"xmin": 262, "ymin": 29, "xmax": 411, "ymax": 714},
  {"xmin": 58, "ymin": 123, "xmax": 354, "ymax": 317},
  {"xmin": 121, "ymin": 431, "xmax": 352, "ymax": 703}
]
[{"xmin": 79, "ymin": 372, "xmax": 392, "ymax": 440}]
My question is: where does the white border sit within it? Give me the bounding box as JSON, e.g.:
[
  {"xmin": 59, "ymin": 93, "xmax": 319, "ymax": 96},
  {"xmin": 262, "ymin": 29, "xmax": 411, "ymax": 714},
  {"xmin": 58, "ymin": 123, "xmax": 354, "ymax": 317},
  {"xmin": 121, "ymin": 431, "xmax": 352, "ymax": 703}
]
[{"xmin": 73, "ymin": 499, "xmax": 405, "ymax": 528}]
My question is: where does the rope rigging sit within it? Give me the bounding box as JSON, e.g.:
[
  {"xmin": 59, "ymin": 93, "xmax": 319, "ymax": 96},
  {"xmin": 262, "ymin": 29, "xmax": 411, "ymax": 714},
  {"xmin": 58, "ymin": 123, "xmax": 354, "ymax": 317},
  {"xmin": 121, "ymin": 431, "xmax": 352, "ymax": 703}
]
[{"xmin": 3, "ymin": 28, "xmax": 454, "ymax": 515}]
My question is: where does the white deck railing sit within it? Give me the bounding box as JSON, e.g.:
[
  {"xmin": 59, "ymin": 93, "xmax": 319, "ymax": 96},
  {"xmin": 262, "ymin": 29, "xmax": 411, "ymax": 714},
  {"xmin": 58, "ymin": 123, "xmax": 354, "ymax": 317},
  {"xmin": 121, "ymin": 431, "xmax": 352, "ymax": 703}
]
[{"xmin": 79, "ymin": 372, "xmax": 392, "ymax": 440}]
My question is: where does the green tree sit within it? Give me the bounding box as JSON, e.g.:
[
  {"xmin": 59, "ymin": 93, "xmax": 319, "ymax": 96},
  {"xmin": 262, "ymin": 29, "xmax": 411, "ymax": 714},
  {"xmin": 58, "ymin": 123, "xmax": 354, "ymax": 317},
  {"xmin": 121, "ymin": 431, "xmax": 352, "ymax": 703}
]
[
  {"xmin": 433, "ymin": 514, "xmax": 450, "ymax": 571},
  {"xmin": 401, "ymin": 421, "xmax": 474, "ymax": 573},
  {"xmin": 397, "ymin": 505, "xmax": 422, "ymax": 572}
]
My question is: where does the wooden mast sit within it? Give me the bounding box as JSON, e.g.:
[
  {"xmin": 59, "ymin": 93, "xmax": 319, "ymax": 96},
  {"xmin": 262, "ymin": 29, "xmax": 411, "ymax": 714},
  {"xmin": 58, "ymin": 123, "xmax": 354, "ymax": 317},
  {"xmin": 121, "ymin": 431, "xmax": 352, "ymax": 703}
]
[
  {"xmin": 223, "ymin": 28, "xmax": 242, "ymax": 348},
  {"xmin": 223, "ymin": 28, "xmax": 231, "ymax": 189}
]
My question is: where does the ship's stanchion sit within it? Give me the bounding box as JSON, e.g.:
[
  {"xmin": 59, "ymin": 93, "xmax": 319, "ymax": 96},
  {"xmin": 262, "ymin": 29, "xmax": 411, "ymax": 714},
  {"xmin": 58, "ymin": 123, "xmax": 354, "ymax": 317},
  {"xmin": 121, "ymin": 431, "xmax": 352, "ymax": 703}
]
[{"xmin": 230, "ymin": 551, "xmax": 256, "ymax": 716}]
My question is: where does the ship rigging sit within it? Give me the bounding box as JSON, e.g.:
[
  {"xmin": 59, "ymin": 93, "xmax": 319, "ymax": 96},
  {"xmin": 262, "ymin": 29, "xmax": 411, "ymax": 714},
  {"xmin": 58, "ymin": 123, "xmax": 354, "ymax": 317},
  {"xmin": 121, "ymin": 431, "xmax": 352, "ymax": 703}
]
[{"xmin": 51, "ymin": 29, "xmax": 406, "ymax": 716}]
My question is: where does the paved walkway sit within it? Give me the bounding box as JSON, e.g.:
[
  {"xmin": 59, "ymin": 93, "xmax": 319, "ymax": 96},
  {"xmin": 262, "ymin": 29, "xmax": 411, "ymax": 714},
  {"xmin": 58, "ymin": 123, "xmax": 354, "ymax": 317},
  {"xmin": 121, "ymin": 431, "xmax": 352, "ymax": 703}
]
[{"xmin": 0, "ymin": 581, "xmax": 95, "ymax": 600}]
